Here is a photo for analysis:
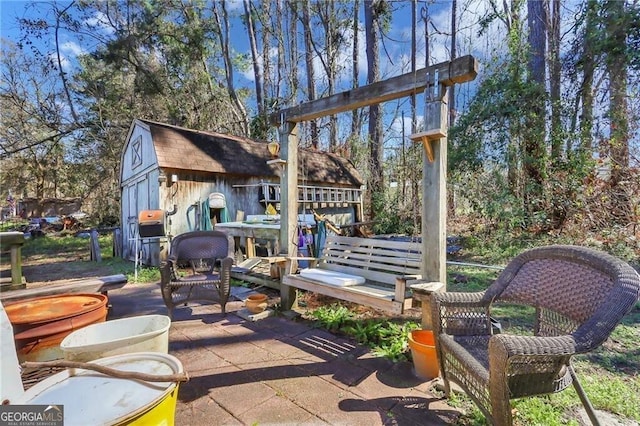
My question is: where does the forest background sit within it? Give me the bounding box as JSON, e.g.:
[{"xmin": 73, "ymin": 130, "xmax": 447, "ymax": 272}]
[{"xmin": 0, "ymin": 0, "xmax": 639, "ymax": 264}]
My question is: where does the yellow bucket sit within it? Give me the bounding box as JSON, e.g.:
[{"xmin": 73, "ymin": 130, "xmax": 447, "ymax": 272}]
[
  {"xmin": 408, "ymin": 330, "xmax": 439, "ymax": 380},
  {"xmin": 13, "ymin": 352, "xmax": 183, "ymax": 426}
]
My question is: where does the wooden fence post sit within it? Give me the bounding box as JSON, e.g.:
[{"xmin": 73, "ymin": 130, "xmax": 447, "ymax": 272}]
[{"xmin": 89, "ymin": 230, "xmax": 102, "ymax": 262}]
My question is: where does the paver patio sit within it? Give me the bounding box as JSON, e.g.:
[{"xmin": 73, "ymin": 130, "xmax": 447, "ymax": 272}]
[{"xmin": 107, "ymin": 281, "xmax": 462, "ymax": 425}]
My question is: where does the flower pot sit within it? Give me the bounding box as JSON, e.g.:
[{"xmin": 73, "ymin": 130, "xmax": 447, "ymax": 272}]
[
  {"xmin": 245, "ymin": 294, "xmax": 268, "ymax": 314},
  {"xmin": 408, "ymin": 330, "xmax": 439, "ymax": 380}
]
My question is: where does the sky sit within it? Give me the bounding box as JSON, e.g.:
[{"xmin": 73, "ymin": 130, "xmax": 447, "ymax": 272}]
[
  {"xmin": 2, "ymin": 0, "xmax": 594, "ymax": 149},
  {"xmin": 1, "ymin": 0, "xmax": 476, "ymax": 145},
  {"xmin": 0, "ymin": 0, "xmax": 465, "ymax": 75}
]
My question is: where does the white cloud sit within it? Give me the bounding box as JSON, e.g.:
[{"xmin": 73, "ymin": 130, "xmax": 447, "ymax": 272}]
[
  {"xmin": 60, "ymin": 41, "xmax": 86, "ymax": 57},
  {"xmin": 84, "ymin": 11, "xmax": 115, "ymax": 35}
]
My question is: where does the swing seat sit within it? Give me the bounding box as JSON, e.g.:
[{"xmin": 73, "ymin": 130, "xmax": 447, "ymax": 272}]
[
  {"xmin": 282, "ymin": 235, "xmax": 424, "ymax": 314},
  {"xmin": 299, "ymin": 268, "xmax": 365, "ymax": 287}
]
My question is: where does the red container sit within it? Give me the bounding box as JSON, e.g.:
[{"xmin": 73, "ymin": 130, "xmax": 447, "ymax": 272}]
[
  {"xmin": 4, "ymin": 293, "xmax": 109, "ymax": 362},
  {"xmin": 138, "ymin": 210, "xmax": 166, "ymax": 237}
]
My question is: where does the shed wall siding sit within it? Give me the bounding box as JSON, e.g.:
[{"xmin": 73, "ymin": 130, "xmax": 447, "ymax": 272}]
[{"xmin": 120, "ymin": 123, "xmax": 164, "ymax": 265}]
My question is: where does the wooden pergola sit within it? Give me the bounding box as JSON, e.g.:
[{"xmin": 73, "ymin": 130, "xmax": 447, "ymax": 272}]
[{"xmin": 270, "ymin": 55, "xmax": 478, "ymax": 310}]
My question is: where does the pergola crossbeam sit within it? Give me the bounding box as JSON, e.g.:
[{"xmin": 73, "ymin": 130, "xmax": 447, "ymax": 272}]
[{"xmin": 270, "ymin": 55, "xmax": 477, "ymax": 125}]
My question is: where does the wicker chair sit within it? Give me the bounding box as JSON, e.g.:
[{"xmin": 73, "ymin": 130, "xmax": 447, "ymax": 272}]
[
  {"xmin": 160, "ymin": 230, "xmax": 234, "ymax": 318},
  {"xmin": 430, "ymin": 245, "xmax": 640, "ymax": 426}
]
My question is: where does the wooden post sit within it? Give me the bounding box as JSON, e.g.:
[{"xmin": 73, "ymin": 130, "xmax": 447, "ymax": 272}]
[
  {"xmin": 0, "ymin": 232, "xmax": 25, "ymax": 287},
  {"xmin": 279, "ymin": 121, "xmax": 299, "ymax": 310},
  {"xmin": 411, "ymin": 282, "xmax": 445, "ymax": 330},
  {"xmin": 421, "ymin": 76, "xmax": 448, "ymax": 287},
  {"xmin": 9, "ymin": 244, "xmax": 23, "ymax": 286},
  {"xmin": 89, "ymin": 230, "xmax": 102, "ymax": 262},
  {"xmin": 112, "ymin": 228, "xmax": 122, "ymax": 257}
]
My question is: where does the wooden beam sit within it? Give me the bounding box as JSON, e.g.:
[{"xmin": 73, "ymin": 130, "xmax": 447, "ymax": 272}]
[
  {"xmin": 0, "ymin": 274, "xmax": 128, "ymax": 302},
  {"xmin": 270, "ymin": 55, "xmax": 477, "ymax": 125}
]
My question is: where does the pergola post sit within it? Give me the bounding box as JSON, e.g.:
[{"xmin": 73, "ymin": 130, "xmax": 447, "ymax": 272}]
[
  {"xmin": 416, "ymin": 75, "xmax": 449, "ymax": 287},
  {"xmin": 279, "ymin": 122, "xmax": 299, "ymax": 310}
]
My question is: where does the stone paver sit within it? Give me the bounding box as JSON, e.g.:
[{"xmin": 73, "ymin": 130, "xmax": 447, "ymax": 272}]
[{"xmin": 107, "ymin": 282, "xmax": 461, "ymax": 425}]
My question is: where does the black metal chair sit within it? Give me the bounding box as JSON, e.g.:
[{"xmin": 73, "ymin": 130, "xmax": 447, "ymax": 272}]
[
  {"xmin": 430, "ymin": 245, "xmax": 640, "ymax": 426},
  {"xmin": 160, "ymin": 230, "xmax": 234, "ymax": 318}
]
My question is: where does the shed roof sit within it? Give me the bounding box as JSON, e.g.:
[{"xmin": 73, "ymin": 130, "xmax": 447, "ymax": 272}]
[{"xmin": 139, "ymin": 119, "xmax": 363, "ymax": 186}]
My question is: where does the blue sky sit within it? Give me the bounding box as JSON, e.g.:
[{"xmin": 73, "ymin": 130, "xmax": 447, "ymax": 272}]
[{"xmin": 1, "ymin": 1, "xmax": 471, "ymax": 144}]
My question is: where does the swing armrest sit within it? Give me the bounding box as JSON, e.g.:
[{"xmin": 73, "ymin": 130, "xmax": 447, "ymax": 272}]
[{"xmin": 283, "ymin": 256, "xmax": 320, "ymax": 274}]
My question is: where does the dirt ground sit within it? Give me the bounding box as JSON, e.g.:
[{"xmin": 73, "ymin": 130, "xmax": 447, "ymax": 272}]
[{"xmin": 1, "ymin": 250, "xmax": 121, "ymax": 286}]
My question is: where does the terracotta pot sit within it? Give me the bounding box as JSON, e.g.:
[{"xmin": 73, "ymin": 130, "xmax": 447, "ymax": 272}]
[{"xmin": 245, "ymin": 294, "xmax": 268, "ymax": 314}]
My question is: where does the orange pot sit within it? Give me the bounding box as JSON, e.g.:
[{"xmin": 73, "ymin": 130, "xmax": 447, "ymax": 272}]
[{"xmin": 245, "ymin": 294, "xmax": 268, "ymax": 314}]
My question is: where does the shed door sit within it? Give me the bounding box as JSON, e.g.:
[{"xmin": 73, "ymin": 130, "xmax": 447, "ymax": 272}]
[{"xmin": 124, "ymin": 180, "xmax": 139, "ymax": 262}]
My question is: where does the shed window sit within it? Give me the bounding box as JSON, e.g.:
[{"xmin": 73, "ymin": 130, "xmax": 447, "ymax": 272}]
[{"xmin": 132, "ymin": 135, "xmax": 142, "ymax": 168}]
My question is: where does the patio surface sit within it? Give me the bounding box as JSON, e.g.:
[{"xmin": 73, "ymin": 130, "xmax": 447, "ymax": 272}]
[{"xmin": 107, "ymin": 281, "xmax": 463, "ymax": 425}]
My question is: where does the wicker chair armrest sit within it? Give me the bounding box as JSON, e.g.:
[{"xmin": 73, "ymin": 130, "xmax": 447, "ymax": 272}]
[
  {"xmin": 489, "ymin": 334, "xmax": 577, "ymax": 358},
  {"xmin": 432, "ymin": 291, "xmax": 487, "ymax": 305},
  {"xmin": 219, "ymin": 256, "xmax": 234, "ymax": 268},
  {"xmin": 431, "ymin": 291, "xmax": 492, "ymax": 335},
  {"xmin": 488, "ymin": 334, "xmax": 577, "ymax": 399},
  {"xmin": 159, "ymin": 261, "xmax": 176, "ymax": 286}
]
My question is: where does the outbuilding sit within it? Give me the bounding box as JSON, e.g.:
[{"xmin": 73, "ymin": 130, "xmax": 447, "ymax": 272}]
[{"xmin": 120, "ymin": 119, "xmax": 364, "ymax": 266}]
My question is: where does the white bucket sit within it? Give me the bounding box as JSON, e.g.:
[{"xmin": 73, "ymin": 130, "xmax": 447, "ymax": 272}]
[
  {"xmin": 12, "ymin": 352, "xmax": 183, "ymax": 426},
  {"xmin": 60, "ymin": 315, "xmax": 170, "ymax": 362}
]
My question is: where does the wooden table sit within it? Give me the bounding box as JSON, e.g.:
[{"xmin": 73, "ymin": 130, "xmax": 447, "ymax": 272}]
[{"xmin": 214, "ymin": 221, "xmax": 281, "ymax": 258}]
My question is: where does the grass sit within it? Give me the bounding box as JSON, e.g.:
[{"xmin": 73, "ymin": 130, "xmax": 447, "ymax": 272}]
[{"xmin": 14, "ymin": 231, "xmax": 160, "ymax": 284}]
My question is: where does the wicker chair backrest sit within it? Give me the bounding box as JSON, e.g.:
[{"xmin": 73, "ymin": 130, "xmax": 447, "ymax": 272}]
[
  {"xmin": 484, "ymin": 245, "xmax": 640, "ymax": 350},
  {"xmin": 170, "ymin": 230, "xmax": 233, "ymax": 262}
]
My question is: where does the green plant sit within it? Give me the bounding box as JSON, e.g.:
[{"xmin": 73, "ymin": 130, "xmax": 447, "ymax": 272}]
[
  {"xmin": 309, "ymin": 303, "xmax": 421, "ymax": 363},
  {"xmin": 371, "ymin": 321, "xmax": 420, "ymax": 361},
  {"xmin": 311, "ymin": 304, "xmax": 354, "ymax": 331},
  {"xmin": 341, "ymin": 321, "xmax": 382, "ymax": 345},
  {"xmin": 128, "ymin": 265, "xmax": 160, "ymax": 283}
]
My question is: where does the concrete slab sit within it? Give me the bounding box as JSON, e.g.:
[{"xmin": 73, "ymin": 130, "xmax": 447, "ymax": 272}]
[{"xmin": 235, "ymin": 307, "xmax": 275, "ymax": 322}]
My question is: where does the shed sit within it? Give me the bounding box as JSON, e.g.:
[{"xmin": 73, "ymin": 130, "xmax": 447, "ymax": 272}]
[{"xmin": 120, "ymin": 119, "xmax": 364, "ymax": 266}]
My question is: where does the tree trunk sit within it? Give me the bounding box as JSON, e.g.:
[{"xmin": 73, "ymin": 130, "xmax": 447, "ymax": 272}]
[
  {"xmin": 603, "ymin": 0, "xmax": 631, "ymax": 224},
  {"xmin": 349, "ymin": 0, "xmax": 361, "ymax": 159},
  {"xmin": 261, "ymin": 0, "xmax": 272, "ymax": 108},
  {"xmin": 579, "ymin": 0, "xmax": 597, "ymax": 152},
  {"xmin": 448, "ymin": 0, "xmax": 457, "ymax": 218},
  {"xmin": 288, "ymin": 1, "xmax": 299, "ymax": 106},
  {"xmin": 549, "ymin": 0, "xmax": 562, "ymax": 160},
  {"xmin": 212, "ymin": 0, "xmax": 248, "ymax": 136},
  {"xmin": 449, "ymin": 0, "xmax": 457, "ymax": 128},
  {"xmin": 524, "ymin": 0, "xmax": 547, "ymax": 220},
  {"xmin": 365, "ymin": 0, "xmax": 384, "ymax": 219},
  {"xmin": 301, "ymin": 0, "xmax": 319, "ymax": 148},
  {"xmin": 243, "ymin": 0, "xmax": 264, "ymax": 118},
  {"xmin": 275, "ymin": 0, "xmax": 285, "ymax": 101}
]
